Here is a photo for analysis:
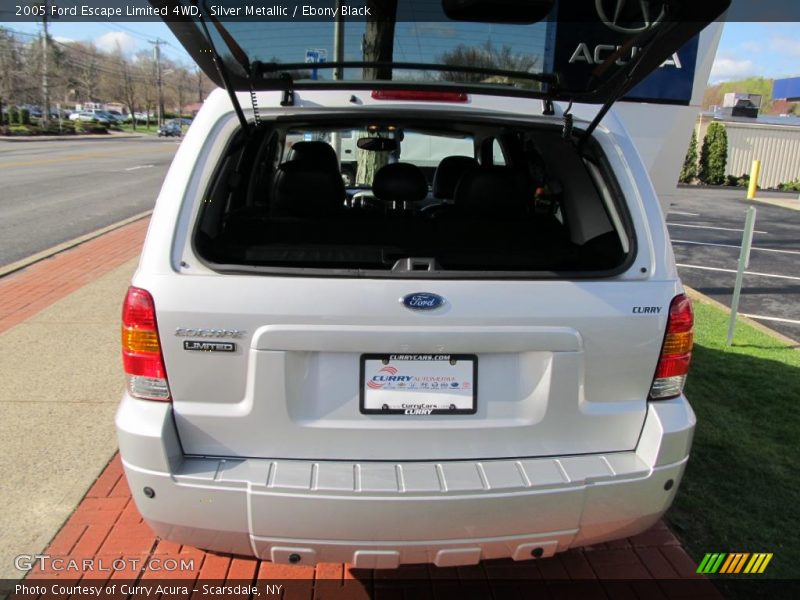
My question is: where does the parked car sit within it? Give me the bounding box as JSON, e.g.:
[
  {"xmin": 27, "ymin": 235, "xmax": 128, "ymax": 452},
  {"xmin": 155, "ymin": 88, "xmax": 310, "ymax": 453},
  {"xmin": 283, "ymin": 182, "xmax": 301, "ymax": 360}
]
[
  {"xmin": 21, "ymin": 105, "xmax": 42, "ymax": 118},
  {"xmin": 105, "ymin": 110, "xmax": 126, "ymax": 122},
  {"xmin": 157, "ymin": 121, "xmax": 182, "ymax": 137},
  {"xmin": 133, "ymin": 111, "xmax": 156, "ymax": 124},
  {"xmin": 68, "ymin": 111, "xmax": 109, "ymax": 124},
  {"xmin": 117, "ymin": 0, "xmax": 729, "ymax": 569}
]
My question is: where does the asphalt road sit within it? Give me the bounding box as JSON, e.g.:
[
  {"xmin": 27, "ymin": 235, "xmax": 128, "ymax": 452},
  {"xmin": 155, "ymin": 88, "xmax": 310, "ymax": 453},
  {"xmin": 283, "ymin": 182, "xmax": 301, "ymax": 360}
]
[
  {"xmin": 663, "ymin": 187, "xmax": 800, "ymax": 342},
  {"xmin": 0, "ymin": 136, "xmax": 178, "ymax": 267}
]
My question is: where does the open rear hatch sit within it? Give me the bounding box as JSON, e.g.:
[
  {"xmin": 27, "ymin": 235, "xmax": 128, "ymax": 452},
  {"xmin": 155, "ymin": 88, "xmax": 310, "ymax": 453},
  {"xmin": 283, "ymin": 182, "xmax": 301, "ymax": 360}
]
[{"xmin": 152, "ymin": 0, "xmax": 729, "ymax": 128}]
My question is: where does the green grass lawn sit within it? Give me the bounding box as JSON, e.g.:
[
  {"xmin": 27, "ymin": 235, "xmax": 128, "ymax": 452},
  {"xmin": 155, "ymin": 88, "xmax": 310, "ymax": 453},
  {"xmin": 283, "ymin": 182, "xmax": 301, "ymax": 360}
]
[
  {"xmin": 667, "ymin": 298, "xmax": 799, "ymax": 593},
  {"xmin": 118, "ymin": 122, "xmax": 160, "ymax": 135}
]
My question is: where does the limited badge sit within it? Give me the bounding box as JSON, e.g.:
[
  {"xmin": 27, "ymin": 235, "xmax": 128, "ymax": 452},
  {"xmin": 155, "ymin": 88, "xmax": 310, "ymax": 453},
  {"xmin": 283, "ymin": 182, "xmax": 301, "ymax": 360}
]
[{"xmin": 183, "ymin": 340, "xmax": 236, "ymax": 352}]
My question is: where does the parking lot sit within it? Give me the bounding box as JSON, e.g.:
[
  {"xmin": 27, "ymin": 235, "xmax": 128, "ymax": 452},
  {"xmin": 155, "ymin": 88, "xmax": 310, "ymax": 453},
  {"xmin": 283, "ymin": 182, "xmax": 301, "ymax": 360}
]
[{"xmin": 663, "ymin": 187, "xmax": 800, "ymax": 342}]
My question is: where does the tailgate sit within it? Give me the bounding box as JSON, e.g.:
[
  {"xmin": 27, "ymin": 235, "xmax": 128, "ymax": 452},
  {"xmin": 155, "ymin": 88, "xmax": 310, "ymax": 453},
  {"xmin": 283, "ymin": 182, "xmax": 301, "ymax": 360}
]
[{"xmin": 150, "ymin": 277, "xmax": 677, "ymax": 461}]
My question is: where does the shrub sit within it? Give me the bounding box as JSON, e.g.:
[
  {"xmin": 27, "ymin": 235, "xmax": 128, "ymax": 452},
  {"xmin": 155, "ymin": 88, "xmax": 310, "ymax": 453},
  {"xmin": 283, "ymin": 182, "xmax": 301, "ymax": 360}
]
[
  {"xmin": 698, "ymin": 122, "xmax": 728, "ymax": 185},
  {"xmin": 9, "ymin": 106, "xmax": 19, "ymax": 125},
  {"xmin": 73, "ymin": 118, "xmax": 84, "ymax": 133},
  {"xmin": 83, "ymin": 123, "xmax": 108, "ymax": 134},
  {"xmin": 736, "ymin": 173, "xmax": 750, "ymax": 188},
  {"xmin": 725, "ymin": 173, "xmax": 750, "ymax": 187},
  {"xmin": 19, "ymin": 108, "xmax": 30, "ymax": 125},
  {"xmin": 679, "ymin": 129, "xmax": 699, "ymax": 183},
  {"xmin": 778, "ymin": 178, "xmax": 800, "ymax": 192}
]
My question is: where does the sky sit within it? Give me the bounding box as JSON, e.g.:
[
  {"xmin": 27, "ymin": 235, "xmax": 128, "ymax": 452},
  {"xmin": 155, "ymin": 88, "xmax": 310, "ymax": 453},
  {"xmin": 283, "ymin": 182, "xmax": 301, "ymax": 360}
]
[{"xmin": 2, "ymin": 20, "xmax": 799, "ymax": 86}]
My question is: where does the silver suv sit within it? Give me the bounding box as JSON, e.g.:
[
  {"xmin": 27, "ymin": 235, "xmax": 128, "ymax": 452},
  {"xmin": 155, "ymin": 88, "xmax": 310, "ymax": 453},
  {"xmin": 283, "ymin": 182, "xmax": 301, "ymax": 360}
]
[{"xmin": 117, "ymin": 0, "xmax": 728, "ymax": 568}]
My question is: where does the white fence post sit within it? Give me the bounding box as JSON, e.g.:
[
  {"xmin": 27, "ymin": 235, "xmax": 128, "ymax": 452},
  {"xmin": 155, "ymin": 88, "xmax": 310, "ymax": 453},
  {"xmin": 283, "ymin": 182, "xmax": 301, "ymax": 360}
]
[{"xmin": 727, "ymin": 207, "xmax": 757, "ymax": 346}]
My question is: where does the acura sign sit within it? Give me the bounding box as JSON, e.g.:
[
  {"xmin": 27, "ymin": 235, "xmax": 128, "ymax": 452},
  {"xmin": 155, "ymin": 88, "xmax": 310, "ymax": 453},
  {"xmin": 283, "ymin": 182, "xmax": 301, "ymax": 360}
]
[{"xmin": 548, "ymin": 0, "xmax": 698, "ymax": 105}]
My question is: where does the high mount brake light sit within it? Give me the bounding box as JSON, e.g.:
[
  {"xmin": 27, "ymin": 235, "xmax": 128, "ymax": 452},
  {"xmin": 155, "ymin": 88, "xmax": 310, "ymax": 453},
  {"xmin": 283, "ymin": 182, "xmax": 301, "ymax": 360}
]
[
  {"xmin": 121, "ymin": 286, "xmax": 171, "ymax": 401},
  {"xmin": 649, "ymin": 294, "xmax": 694, "ymax": 400},
  {"xmin": 371, "ymin": 90, "xmax": 469, "ymax": 102}
]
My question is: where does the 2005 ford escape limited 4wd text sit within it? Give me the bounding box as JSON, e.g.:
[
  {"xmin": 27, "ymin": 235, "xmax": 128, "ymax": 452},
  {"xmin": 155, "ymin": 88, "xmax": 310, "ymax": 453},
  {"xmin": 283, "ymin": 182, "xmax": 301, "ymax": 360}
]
[{"xmin": 117, "ymin": 0, "xmax": 729, "ymax": 568}]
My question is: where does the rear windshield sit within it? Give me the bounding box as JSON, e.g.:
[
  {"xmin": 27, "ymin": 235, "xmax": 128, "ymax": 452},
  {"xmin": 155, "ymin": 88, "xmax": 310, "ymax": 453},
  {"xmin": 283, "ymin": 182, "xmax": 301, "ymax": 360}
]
[
  {"xmin": 193, "ymin": 116, "xmax": 632, "ymax": 278},
  {"xmin": 201, "ymin": 4, "xmax": 548, "ymax": 94}
]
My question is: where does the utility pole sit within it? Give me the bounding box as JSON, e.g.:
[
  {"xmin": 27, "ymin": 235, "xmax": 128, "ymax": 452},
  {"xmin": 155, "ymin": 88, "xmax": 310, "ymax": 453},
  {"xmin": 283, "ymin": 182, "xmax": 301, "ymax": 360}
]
[
  {"xmin": 330, "ymin": 2, "xmax": 344, "ymax": 161},
  {"xmin": 334, "ymin": 0, "xmax": 344, "ymax": 81},
  {"xmin": 42, "ymin": 0, "xmax": 50, "ymax": 127},
  {"xmin": 195, "ymin": 67, "xmax": 203, "ymax": 103},
  {"xmin": 150, "ymin": 39, "xmax": 164, "ymax": 127}
]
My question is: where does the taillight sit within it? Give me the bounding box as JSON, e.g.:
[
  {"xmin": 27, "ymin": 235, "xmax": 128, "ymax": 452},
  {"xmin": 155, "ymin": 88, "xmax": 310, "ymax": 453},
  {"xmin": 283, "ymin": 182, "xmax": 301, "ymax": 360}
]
[
  {"xmin": 121, "ymin": 286, "xmax": 170, "ymax": 401},
  {"xmin": 371, "ymin": 90, "xmax": 469, "ymax": 102},
  {"xmin": 649, "ymin": 294, "xmax": 694, "ymax": 400}
]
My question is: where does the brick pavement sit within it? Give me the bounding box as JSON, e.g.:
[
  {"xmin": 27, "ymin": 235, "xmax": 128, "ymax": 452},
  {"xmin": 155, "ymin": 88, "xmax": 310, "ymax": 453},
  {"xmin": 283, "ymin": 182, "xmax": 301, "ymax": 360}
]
[
  {"xmin": 0, "ymin": 218, "xmax": 149, "ymax": 334},
  {"xmin": 23, "ymin": 454, "xmax": 722, "ymax": 598}
]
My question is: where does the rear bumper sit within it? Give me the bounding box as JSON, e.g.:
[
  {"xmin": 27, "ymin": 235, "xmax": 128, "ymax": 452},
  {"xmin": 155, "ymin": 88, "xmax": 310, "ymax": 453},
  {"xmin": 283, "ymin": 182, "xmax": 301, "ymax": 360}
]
[{"xmin": 116, "ymin": 394, "xmax": 694, "ymax": 568}]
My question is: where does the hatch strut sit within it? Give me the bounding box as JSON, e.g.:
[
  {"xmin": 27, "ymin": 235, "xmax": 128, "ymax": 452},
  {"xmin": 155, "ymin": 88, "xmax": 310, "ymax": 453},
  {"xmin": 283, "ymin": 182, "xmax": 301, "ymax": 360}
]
[
  {"xmin": 198, "ymin": 0, "xmax": 275, "ymax": 135},
  {"xmin": 577, "ymin": 16, "xmax": 680, "ymax": 149},
  {"xmin": 197, "ymin": 14, "xmax": 250, "ymax": 135}
]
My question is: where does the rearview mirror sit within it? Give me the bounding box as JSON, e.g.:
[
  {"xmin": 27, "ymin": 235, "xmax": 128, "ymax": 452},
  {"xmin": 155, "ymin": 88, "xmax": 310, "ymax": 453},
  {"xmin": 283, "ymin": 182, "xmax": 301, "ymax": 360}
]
[
  {"xmin": 357, "ymin": 137, "xmax": 398, "ymax": 152},
  {"xmin": 442, "ymin": 0, "xmax": 554, "ymax": 23}
]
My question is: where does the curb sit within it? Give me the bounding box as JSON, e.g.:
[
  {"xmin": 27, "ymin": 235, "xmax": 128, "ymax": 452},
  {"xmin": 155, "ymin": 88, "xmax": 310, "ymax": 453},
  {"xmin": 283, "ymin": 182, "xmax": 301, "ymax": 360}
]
[
  {"xmin": 0, "ymin": 133, "xmax": 147, "ymax": 142},
  {"xmin": 749, "ymin": 196, "xmax": 800, "ymax": 211},
  {"xmin": 684, "ymin": 286, "xmax": 799, "ymax": 348},
  {"xmin": 0, "ymin": 211, "xmax": 152, "ymax": 279}
]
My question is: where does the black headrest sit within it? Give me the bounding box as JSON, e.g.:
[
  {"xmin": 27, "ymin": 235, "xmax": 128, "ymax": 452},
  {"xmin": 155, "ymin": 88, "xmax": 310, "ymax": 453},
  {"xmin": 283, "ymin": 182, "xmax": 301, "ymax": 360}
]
[
  {"xmin": 287, "ymin": 141, "xmax": 340, "ymax": 172},
  {"xmin": 372, "ymin": 162, "xmax": 429, "ymax": 203},
  {"xmin": 432, "ymin": 155, "xmax": 479, "ymax": 199},
  {"xmin": 453, "ymin": 167, "xmax": 530, "ymax": 216},
  {"xmin": 271, "ymin": 160, "xmax": 344, "ymax": 218}
]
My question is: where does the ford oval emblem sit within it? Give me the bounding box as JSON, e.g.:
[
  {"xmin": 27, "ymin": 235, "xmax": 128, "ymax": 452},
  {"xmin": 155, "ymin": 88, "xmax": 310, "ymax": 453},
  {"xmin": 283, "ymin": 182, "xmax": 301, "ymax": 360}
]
[{"xmin": 401, "ymin": 292, "xmax": 446, "ymax": 311}]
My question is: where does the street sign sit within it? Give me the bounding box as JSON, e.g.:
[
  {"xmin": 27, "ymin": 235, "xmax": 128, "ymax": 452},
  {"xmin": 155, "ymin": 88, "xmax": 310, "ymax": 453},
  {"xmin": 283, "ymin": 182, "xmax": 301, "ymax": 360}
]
[{"xmin": 305, "ymin": 48, "xmax": 328, "ymax": 81}]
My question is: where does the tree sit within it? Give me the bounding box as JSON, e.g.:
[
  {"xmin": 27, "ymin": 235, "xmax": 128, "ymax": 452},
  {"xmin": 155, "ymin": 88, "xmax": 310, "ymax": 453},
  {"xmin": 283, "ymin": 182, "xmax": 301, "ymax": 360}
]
[
  {"xmin": 195, "ymin": 67, "xmax": 204, "ymax": 103},
  {"xmin": 0, "ymin": 28, "xmax": 26, "ymax": 110},
  {"xmin": 438, "ymin": 41, "xmax": 538, "ymax": 85},
  {"xmin": 120, "ymin": 51, "xmax": 138, "ymax": 130},
  {"xmin": 356, "ymin": 0, "xmax": 398, "ymax": 185},
  {"xmin": 69, "ymin": 42, "xmax": 101, "ymax": 103},
  {"xmin": 698, "ymin": 122, "xmax": 728, "ymax": 185},
  {"xmin": 679, "ymin": 129, "xmax": 698, "ymax": 184},
  {"xmin": 361, "ymin": 0, "xmax": 397, "ymax": 81}
]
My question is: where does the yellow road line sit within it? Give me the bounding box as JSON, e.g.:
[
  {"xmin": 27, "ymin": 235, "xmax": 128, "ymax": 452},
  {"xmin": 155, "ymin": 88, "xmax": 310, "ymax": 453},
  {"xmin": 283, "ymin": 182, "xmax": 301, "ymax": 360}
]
[{"xmin": 0, "ymin": 146, "xmax": 176, "ymax": 169}]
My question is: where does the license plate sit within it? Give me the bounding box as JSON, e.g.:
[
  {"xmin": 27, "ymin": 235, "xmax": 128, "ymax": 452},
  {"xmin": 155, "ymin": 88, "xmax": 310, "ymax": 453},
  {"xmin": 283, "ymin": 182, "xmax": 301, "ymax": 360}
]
[{"xmin": 360, "ymin": 354, "xmax": 477, "ymax": 415}]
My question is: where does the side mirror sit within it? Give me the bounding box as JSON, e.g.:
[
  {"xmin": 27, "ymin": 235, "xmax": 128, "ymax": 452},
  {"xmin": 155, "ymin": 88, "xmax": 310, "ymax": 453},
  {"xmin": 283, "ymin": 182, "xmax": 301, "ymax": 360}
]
[{"xmin": 442, "ymin": 0, "xmax": 554, "ymax": 23}]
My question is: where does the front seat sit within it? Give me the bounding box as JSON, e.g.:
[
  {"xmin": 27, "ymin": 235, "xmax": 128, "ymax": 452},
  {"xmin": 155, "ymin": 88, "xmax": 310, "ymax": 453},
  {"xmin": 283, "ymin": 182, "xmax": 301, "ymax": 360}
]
[
  {"xmin": 271, "ymin": 160, "xmax": 345, "ymax": 218},
  {"xmin": 271, "ymin": 141, "xmax": 345, "ymax": 218},
  {"xmin": 432, "ymin": 155, "xmax": 479, "ymax": 202},
  {"xmin": 285, "ymin": 140, "xmax": 341, "ymax": 174},
  {"xmin": 372, "ymin": 162, "xmax": 429, "ymax": 210},
  {"xmin": 452, "ymin": 166, "xmax": 531, "ymax": 217}
]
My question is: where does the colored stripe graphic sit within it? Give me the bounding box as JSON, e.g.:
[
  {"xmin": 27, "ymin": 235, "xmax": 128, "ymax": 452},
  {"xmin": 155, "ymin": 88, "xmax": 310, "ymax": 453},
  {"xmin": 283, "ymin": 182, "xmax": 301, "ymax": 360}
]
[
  {"xmin": 719, "ymin": 553, "xmax": 736, "ymax": 574},
  {"xmin": 697, "ymin": 552, "xmax": 773, "ymax": 574}
]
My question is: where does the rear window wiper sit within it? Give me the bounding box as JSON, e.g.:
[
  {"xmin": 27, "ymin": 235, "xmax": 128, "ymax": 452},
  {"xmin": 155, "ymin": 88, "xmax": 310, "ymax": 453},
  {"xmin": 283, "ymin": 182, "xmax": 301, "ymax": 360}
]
[{"xmin": 253, "ymin": 61, "xmax": 559, "ymax": 88}]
